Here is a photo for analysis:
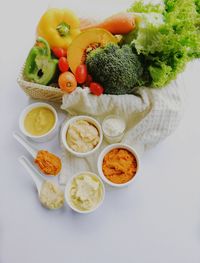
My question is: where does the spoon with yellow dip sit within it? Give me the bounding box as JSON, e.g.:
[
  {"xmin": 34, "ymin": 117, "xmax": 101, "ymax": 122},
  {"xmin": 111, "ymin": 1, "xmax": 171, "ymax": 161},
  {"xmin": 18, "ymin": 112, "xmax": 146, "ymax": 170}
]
[
  {"xmin": 13, "ymin": 131, "xmax": 62, "ymax": 176},
  {"xmin": 19, "ymin": 156, "xmax": 64, "ymax": 209}
]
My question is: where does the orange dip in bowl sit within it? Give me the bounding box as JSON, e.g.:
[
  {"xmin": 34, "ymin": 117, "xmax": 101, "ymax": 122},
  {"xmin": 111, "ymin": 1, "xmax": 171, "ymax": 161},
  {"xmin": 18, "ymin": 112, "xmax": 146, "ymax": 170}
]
[{"xmin": 102, "ymin": 148, "xmax": 137, "ymax": 184}]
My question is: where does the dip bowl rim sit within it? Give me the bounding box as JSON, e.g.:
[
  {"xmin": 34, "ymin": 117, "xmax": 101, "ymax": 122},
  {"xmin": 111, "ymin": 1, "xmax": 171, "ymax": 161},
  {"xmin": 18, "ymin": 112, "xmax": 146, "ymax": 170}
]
[
  {"xmin": 19, "ymin": 102, "xmax": 58, "ymax": 142},
  {"xmin": 65, "ymin": 171, "xmax": 105, "ymax": 214},
  {"xmin": 61, "ymin": 115, "xmax": 103, "ymax": 158},
  {"xmin": 97, "ymin": 143, "xmax": 140, "ymax": 188}
]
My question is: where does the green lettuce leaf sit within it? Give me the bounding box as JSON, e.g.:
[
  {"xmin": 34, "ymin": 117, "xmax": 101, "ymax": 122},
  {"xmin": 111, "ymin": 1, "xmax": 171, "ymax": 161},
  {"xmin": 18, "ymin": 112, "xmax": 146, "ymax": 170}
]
[
  {"xmin": 126, "ymin": 0, "xmax": 200, "ymax": 88},
  {"xmin": 128, "ymin": 1, "xmax": 164, "ymax": 13}
]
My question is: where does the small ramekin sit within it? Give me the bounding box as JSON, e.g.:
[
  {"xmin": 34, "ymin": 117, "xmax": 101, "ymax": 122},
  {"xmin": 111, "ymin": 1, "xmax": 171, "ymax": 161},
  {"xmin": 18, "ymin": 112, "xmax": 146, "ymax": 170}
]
[
  {"xmin": 102, "ymin": 115, "xmax": 126, "ymax": 144},
  {"xmin": 61, "ymin": 115, "xmax": 103, "ymax": 158},
  {"xmin": 65, "ymin": 171, "xmax": 105, "ymax": 214},
  {"xmin": 97, "ymin": 143, "xmax": 140, "ymax": 188},
  {"xmin": 19, "ymin": 102, "xmax": 58, "ymax": 143}
]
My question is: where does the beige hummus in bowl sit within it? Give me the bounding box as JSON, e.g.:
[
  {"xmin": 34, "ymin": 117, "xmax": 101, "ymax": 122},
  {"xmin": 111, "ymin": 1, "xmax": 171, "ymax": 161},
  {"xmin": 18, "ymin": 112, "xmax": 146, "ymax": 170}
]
[{"xmin": 61, "ymin": 115, "xmax": 103, "ymax": 157}]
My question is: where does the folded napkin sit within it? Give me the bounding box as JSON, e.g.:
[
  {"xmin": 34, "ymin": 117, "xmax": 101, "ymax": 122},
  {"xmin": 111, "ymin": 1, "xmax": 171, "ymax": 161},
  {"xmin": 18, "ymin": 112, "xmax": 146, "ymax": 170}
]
[{"xmin": 59, "ymin": 70, "xmax": 187, "ymax": 185}]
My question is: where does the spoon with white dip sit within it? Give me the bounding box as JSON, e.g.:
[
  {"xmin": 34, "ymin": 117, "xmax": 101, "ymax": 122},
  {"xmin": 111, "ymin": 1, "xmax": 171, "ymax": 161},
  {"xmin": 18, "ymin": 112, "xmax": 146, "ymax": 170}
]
[{"xmin": 18, "ymin": 156, "xmax": 64, "ymax": 209}]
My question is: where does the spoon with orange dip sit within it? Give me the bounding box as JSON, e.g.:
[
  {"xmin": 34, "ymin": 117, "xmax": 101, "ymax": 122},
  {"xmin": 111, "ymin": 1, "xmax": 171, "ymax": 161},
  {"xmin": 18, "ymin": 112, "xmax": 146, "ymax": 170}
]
[{"xmin": 13, "ymin": 131, "xmax": 62, "ymax": 176}]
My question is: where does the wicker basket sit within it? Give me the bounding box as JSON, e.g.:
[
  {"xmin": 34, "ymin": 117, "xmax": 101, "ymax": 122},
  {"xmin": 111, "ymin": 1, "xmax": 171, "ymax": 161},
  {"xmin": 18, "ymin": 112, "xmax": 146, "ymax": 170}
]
[{"xmin": 17, "ymin": 67, "xmax": 64, "ymax": 104}]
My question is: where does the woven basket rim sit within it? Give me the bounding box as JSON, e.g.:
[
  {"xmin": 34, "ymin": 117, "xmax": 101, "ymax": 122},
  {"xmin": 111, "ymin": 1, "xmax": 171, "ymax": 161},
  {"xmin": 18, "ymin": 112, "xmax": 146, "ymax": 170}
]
[{"xmin": 17, "ymin": 65, "xmax": 64, "ymax": 94}]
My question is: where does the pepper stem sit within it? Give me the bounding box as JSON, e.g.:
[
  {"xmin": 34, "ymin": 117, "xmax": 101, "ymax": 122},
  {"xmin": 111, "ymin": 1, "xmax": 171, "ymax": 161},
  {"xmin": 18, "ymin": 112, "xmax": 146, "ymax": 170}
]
[{"xmin": 56, "ymin": 22, "xmax": 70, "ymax": 37}]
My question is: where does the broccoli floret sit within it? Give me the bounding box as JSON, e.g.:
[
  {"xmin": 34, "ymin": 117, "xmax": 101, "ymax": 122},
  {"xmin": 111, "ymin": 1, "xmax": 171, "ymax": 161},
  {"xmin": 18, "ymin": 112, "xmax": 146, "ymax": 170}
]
[{"xmin": 86, "ymin": 43, "xmax": 144, "ymax": 95}]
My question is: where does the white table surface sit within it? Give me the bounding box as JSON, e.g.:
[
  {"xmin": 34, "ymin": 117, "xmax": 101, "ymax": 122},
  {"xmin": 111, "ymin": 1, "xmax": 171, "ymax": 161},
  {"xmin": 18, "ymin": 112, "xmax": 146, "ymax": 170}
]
[{"xmin": 1, "ymin": 0, "xmax": 200, "ymax": 262}]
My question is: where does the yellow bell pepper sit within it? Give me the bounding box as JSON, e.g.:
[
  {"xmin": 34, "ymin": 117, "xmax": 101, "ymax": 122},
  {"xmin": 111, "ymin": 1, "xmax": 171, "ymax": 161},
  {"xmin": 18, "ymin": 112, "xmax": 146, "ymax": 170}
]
[{"xmin": 37, "ymin": 8, "xmax": 80, "ymax": 50}]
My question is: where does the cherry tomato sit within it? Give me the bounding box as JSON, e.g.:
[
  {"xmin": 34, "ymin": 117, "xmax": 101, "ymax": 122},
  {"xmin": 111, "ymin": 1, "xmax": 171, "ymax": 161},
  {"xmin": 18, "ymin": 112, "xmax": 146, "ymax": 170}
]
[
  {"xmin": 85, "ymin": 74, "xmax": 93, "ymax": 86},
  {"xmin": 58, "ymin": 72, "xmax": 77, "ymax": 93},
  {"xmin": 75, "ymin": 64, "xmax": 88, "ymax": 84},
  {"xmin": 52, "ymin": 47, "xmax": 67, "ymax": 58},
  {"xmin": 58, "ymin": 57, "xmax": 69, "ymax": 72},
  {"xmin": 89, "ymin": 82, "xmax": 104, "ymax": 96}
]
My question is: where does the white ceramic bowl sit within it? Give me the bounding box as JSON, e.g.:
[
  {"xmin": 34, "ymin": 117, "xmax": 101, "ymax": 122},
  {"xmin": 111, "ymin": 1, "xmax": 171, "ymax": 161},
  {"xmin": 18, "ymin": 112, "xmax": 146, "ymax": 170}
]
[
  {"xmin": 19, "ymin": 102, "xmax": 58, "ymax": 143},
  {"xmin": 65, "ymin": 171, "xmax": 105, "ymax": 214},
  {"xmin": 97, "ymin": 143, "xmax": 140, "ymax": 188},
  {"xmin": 61, "ymin": 115, "xmax": 103, "ymax": 158}
]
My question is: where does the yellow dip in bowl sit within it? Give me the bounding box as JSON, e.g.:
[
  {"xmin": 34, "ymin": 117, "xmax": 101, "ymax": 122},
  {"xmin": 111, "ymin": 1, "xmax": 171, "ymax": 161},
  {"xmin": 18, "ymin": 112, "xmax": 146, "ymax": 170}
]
[
  {"xmin": 24, "ymin": 107, "xmax": 55, "ymax": 136},
  {"xmin": 19, "ymin": 102, "xmax": 58, "ymax": 142}
]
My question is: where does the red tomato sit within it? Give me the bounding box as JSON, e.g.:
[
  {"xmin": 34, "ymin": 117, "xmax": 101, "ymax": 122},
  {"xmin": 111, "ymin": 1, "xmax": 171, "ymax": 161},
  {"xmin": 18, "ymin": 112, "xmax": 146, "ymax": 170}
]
[
  {"xmin": 58, "ymin": 72, "xmax": 77, "ymax": 93},
  {"xmin": 52, "ymin": 47, "xmax": 67, "ymax": 58},
  {"xmin": 89, "ymin": 82, "xmax": 104, "ymax": 96},
  {"xmin": 75, "ymin": 64, "xmax": 88, "ymax": 84},
  {"xmin": 86, "ymin": 74, "xmax": 93, "ymax": 86},
  {"xmin": 58, "ymin": 57, "xmax": 69, "ymax": 72}
]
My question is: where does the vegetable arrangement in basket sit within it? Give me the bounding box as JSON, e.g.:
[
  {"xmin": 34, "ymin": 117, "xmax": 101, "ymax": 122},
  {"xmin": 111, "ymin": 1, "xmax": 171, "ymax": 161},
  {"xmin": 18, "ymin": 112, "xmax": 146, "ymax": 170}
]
[{"xmin": 23, "ymin": 0, "xmax": 200, "ymax": 96}]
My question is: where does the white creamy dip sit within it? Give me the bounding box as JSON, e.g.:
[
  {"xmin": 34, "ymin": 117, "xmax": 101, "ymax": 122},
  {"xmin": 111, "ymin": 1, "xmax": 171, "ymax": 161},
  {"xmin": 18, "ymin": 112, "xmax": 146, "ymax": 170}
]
[
  {"xmin": 69, "ymin": 173, "xmax": 103, "ymax": 211},
  {"xmin": 102, "ymin": 116, "xmax": 126, "ymax": 143},
  {"xmin": 39, "ymin": 181, "xmax": 64, "ymax": 209}
]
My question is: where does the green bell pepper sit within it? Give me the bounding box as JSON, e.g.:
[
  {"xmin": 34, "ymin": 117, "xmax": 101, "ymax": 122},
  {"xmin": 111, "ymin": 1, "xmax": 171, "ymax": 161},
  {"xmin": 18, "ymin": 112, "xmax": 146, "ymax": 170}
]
[{"xmin": 24, "ymin": 37, "xmax": 58, "ymax": 85}]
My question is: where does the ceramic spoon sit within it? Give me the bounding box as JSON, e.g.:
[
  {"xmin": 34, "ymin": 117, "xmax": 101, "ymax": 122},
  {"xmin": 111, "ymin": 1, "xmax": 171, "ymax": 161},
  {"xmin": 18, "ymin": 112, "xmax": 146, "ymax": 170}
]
[
  {"xmin": 19, "ymin": 156, "xmax": 64, "ymax": 210},
  {"xmin": 13, "ymin": 131, "xmax": 61, "ymax": 177},
  {"xmin": 13, "ymin": 131, "xmax": 37, "ymax": 159},
  {"xmin": 18, "ymin": 155, "xmax": 43, "ymax": 194}
]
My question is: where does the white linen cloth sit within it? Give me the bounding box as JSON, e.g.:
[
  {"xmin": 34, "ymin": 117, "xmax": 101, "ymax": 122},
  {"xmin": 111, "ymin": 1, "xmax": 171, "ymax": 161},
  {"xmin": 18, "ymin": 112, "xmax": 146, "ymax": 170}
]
[
  {"xmin": 59, "ymin": 70, "xmax": 187, "ymax": 185},
  {"xmin": 46, "ymin": 0, "xmax": 190, "ymax": 184}
]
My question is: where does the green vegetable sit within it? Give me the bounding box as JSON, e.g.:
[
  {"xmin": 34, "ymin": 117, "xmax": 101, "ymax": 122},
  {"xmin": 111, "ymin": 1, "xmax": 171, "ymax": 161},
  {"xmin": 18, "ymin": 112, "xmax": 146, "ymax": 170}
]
[
  {"xmin": 24, "ymin": 37, "xmax": 58, "ymax": 85},
  {"xmin": 86, "ymin": 43, "xmax": 144, "ymax": 95},
  {"xmin": 128, "ymin": 1, "xmax": 164, "ymax": 13},
  {"xmin": 124, "ymin": 0, "xmax": 200, "ymax": 88}
]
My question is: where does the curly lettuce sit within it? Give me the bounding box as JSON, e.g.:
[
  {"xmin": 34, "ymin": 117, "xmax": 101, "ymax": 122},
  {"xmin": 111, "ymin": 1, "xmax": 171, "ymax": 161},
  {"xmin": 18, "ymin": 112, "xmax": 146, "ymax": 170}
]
[
  {"xmin": 125, "ymin": 0, "xmax": 200, "ymax": 88},
  {"xmin": 128, "ymin": 1, "xmax": 164, "ymax": 13}
]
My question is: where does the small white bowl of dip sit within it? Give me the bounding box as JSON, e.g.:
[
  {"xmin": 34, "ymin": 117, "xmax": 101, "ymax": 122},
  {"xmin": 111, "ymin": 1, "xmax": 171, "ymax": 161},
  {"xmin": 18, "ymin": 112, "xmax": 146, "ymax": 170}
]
[
  {"xmin": 65, "ymin": 171, "xmax": 105, "ymax": 214},
  {"xmin": 97, "ymin": 143, "xmax": 140, "ymax": 188},
  {"xmin": 19, "ymin": 102, "xmax": 58, "ymax": 142},
  {"xmin": 102, "ymin": 115, "xmax": 126, "ymax": 144},
  {"xmin": 61, "ymin": 115, "xmax": 103, "ymax": 158}
]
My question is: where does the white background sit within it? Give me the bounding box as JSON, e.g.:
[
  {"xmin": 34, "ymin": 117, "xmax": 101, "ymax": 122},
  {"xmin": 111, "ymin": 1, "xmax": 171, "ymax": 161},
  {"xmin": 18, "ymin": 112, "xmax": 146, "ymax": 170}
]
[{"xmin": 1, "ymin": 0, "xmax": 200, "ymax": 262}]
